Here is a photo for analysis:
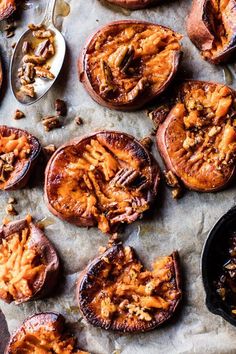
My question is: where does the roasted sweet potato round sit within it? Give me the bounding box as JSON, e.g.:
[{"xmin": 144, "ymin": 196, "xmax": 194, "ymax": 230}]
[
  {"xmin": 186, "ymin": 0, "xmax": 236, "ymax": 64},
  {"xmin": 5, "ymin": 312, "xmax": 89, "ymax": 353},
  {"xmin": 105, "ymin": 0, "xmax": 158, "ymax": 9},
  {"xmin": 0, "ymin": 217, "xmax": 59, "ymax": 304},
  {"xmin": 0, "ymin": 126, "xmax": 41, "ymax": 190},
  {"xmin": 0, "ymin": 0, "xmax": 16, "ymax": 21},
  {"xmin": 79, "ymin": 20, "xmax": 182, "ymax": 110},
  {"xmin": 45, "ymin": 131, "xmax": 160, "ymax": 234},
  {"xmin": 77, "ymin": 243, "xmax": 182, "ymax": 332},
  {"xmin": 156, "ymin": 80, "xmax": 236, "ymax": 192}
]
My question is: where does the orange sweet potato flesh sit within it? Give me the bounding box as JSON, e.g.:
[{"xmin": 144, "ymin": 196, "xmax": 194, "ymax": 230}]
[
  {"xmin": 106, "ymin": 0, "xmax": 158, "ymax": 9},
  {"xmin": 186, "ymin": 0, "xmax": 236, "ymax": 64},
  {"xmin": 0, "ymin": 217, "xmax": 59, "ymax": 304},
  {"xmin": 156, "ymin": 81, "xmax": 236, "ymax": 192},
  {"xmin": 0, "ymin": 126, "xmax": 41, "ymax": 190},
  {"xmin": 5, "ymin": 312, "xmax": 89, "ymax": 354},
  {"xmin": 0, "ymin": 0, "xmax": 16, "ymax": 21},
  {"xmin": 79, "ymin": 20, "xmax": 182, "ymax": 110},
  {"xmin": 77, "ymin": 243, "xmax": 182, "ymax": 332},
  {"xmin": 45, "ymin": 131, "xmax": 160, "ymax": 234}
]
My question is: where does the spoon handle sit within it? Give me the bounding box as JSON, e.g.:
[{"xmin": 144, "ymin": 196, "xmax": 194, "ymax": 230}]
[{"xmin": 42, "ymin": 0, "xmax": 57, "ymax": 26}]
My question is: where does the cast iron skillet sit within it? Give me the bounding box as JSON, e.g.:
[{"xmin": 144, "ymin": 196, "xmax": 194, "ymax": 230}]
[{"xmin": 202, "ymin": 205, "xmax": 236, "ymax": 327}]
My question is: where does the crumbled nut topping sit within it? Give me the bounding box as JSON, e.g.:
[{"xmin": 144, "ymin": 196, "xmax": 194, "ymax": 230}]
[{"xmin": 55, "ymin": 99, "xmax": 67, "ymax": 116}]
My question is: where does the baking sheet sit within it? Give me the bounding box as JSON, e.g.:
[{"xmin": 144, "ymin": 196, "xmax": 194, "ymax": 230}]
[{"xmin": 0, "ymin": 0, "xmax": 236, "ymax": 353}]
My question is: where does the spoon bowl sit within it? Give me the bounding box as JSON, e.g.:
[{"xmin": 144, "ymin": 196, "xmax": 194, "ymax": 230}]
[{"xmin": 10, "ymin": 0, "xmax": 66, "ymax": 105}]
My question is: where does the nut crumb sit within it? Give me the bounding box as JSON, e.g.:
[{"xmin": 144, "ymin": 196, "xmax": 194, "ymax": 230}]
[
  {"xmin": 55, "ymin": 99, "xmax": 67, "ymax": 116},
  {"xmin": 140, "ymin": 136, "xmax": 153, "ymax": 150},
  {"xmin": 14, "ymin": 110, "xmax": 25, "ymax": 120},
  {"xmin": 75, "ymin": 116, "xmax": 83, "ymax": 125},
  {"xmin": 43, "ymin": 144, "xmax": 56, "ymax": 156},
  {"xmin": 42, "ymin": 116, "xmax": 61, "ymax": 132},
  {"xmin": 5, "ymin": 203, "xmax": 18, "ymax": 216},
  {"xmin": 172, "ymin": 188, "xmax": 182, "ymax": 199}
]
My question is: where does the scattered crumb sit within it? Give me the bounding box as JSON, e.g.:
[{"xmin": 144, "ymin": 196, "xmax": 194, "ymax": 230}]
[
  {"xmin": 42, "ymin": 116, "xmax": 61, "ymax": 132},
  {"xmin": 5, "ymin": 203, "xmax": 18, "ymax": 216},
  {"xmin": 13, "ymin": 109, "xmax": 25, "ymax": 120},
  {"xmin": 75, "ymin": 116, "xmax": 83, "ymax": 125},
  {"xmin": 55, "ymin": 99, "xmax": 67, "ymax": 116}
]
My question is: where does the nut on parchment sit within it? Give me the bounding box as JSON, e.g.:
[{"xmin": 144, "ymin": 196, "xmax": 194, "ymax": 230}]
[
  {"xmin": 55, "ymin": 99, "xmax": 67, "ymax": 116},
  {"xmin": 42, "ymin": 116, "xmax": 61, "ymax": 132},
  {"xmin": 5, "ymin": 203, "xmax": 18, "ymax": 216},
  {"xmin": 13, "ymin": 110, "xmax": 25, "ymax": 120},
  {"xmin": 75, "ymin": 116, "xmax": 83, "ymax": 125}
]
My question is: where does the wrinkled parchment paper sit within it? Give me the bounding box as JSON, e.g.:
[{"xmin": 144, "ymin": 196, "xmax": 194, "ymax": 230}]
[{"xmin": 0, "ymin": 0, "xmax": 236, "ymax": 353}]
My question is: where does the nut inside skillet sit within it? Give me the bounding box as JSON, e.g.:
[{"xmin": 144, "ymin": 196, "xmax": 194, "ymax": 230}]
[
  {"xmin": 0, "ymin": 216, "xmax": 59, "ymax": 304},
  {"xmin": 186, "ymin": 0, "xmax": 236, "ymax": 64},
  {"xmin": 45, "ymin": 131, "xmax": 160, "ymax": 234},
  {"xmin": 155, "ymin": 81, "xmax": 236, "ymax": 192},
  {"xmin": 0, "ymin": 126, "xmax": 41, "ymax": 190},
  {"xmin": 79, "ymin": 20, "xmax": 182, "ymax": 110},
  {"xmin": 5, "ymin": 312, "xmax": 89, "ymax": 353},
  {"xmin": 77, "ymin": 243, "xmax": 182, "ymax": 332}
]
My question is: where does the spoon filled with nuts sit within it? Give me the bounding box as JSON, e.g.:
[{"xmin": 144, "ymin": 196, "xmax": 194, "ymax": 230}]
[{"xmin": 10, "ymin": 0, "xmax": 66, "ymax": 105}]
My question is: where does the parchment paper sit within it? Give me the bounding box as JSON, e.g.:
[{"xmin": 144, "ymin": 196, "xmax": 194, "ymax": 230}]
[{"xmin": 0, "ymin": 0, "xmax": 236, "ymax": 353}]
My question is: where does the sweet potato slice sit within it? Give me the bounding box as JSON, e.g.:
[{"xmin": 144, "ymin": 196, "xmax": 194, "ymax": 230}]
[
  {"xmin": 0, "ymin": 126, "xmax": 41, "ymax": 190},
  {"xmin": 155, "ymin": 80, "xmax": 236, "ymax": 192},
  {"xmin": 186, "ymin": 0, "xmax": 236, "ymax": 64},
  {"xmin": 45, "ymin": 131, "xmax": 160, "ymax": 234},
  {"xmin": 105, "ymin": 0, "xmax": 158, "ymax": 9},
  {"xmin": 79, "ymin": 20, "xmax": 182, "ymax": 110},
  {"xmin": 0, "ymin": 217, "xmax": 59, "ymax": 304},
  {"xmin": 77, "ymin": 243, "xmax": 182, "ymax": 332},
  {"xmin": 0, "ymin": 0, "xmax": 16, "ymax": 21},
  {"xmin": 5, "ymin": 312, "xmax": 89, "ymax": 353}
]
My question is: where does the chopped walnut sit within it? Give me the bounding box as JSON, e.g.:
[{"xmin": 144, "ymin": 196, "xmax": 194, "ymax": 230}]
[
  {"xmin": 164, "ymin": 170, "xmax": 179, "ymax": 188},
  {"xmin": 42, "ymin": 116, "xmax": 61, "ymax": 132},
  {"xmin": 75, "ymin": 116, "xmax": 83, "ymax": 125},
  {"xmin": 13, "ymin": 110, "xmax": 25, "ymax": 120},
  {"xmin": 55, "ymin": 99, "xmax": 67, "ymax": 116}
]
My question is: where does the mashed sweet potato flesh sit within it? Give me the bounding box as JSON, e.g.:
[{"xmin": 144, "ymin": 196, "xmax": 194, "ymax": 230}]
[
  {"xmin": 165, "ymin": 82, "xmax": 236, "ymax": 190},
  {"xmin": 9, "ymin": 326, "xmax": 87, "ymax": 354},
  {"xmin": 47, "ymin": 136, "xmax": 153, "ymax": 233},
  {"xmin": 89, "ymin": 247, "xmax": 180, "ymax": 324},
  {"xmin": 86, "ymin": 23, "xmax": 181, "ymax": 103},
  {"xmin": 0, "ymin": 227, "xmax": 45, "ymax": 302}
]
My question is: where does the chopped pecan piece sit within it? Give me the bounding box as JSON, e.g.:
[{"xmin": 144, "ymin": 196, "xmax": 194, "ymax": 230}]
[
  {"xmin": 55, "ymin": 99, "xmax": 67, "ymax": 116},
  {"xmin": 32, "ymin": 29, "xmax": 53, "ymax": 39},
  {"xmin": 23, "ymin": 54, "xmax": 46, "ymax": 65},
  {"xmin": 140, "ymin": 136, "xmax": 153, "ymax": 150},
  {"xmin": 35, "ymin": 66, "xmax": 55, "ymax": 80},
  {"xmin": 42, "ymin": 116, "xmax": 61, "ymax": 132},
  {"xmin": 77, "ymin": 243, "xmax": 182, "ymax": 332},
  {"xmin": 13, "ymin": 109, "xmax": 25, "ymax": 120},
  {"xmin": 22, "ymin": 41, "xmax": 31, "ymax": 55},
  {"xmin": 5, "ymin": 203, "xmax": 18, "ymax": 215},
  {"xmin": 34, "ymin": 39, "xmax": 50, "ymax": 57},
  {"xmin": 20, "ymin": 84, "xmax": 35, "ymax": 98},
  {"xmin": 75, "ymin": 116, "xmax": 83, "ymax": 125}
]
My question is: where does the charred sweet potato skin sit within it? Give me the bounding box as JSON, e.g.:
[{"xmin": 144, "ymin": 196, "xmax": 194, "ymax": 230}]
[
  {"xmin": 0, "ymin": 218, "xmax": 59, "ymax": 304},
  {"xmin": 106, "ymin": 0, "xmax": 158, "ymax": 9},
  {"xmin": 5, "ymin": 312, "xmax": 89, "ymax": 354},
  {"xmin": 44, "ymin": 131, "xmax": 160, "ymax": 234},
  {"xmin": 0, "ymin": 126, "xmax": 41, "ymax": 190},
  {"xmin": 79, "ymin": 20, "xmax": 182, "ymax": 110},
  {"xmin": 186, "ymin": 0, "xmax": 236, "ymax": 64},
  {"xmin": 156, "ymin": 81, "xmax": 236, "ymax": 192},
  {"xmin": 0, "ymin": 0, "xmax": 16, "ymax": 21},
  {"xmin": 77, "ymin": 244, "xmax": 182, "ymax": 333}
]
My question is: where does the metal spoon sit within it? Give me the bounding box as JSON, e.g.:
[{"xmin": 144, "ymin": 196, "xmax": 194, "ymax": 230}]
[{"xmin": 10, "ymin": 0, "xmax": 66, "ymax": 105}]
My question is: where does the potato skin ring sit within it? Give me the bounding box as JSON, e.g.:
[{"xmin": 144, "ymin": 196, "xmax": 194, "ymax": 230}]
[
  {"xmin": 44, "ymin": 130, "xmax": 160, "ymax": 234},
  {"xmin": 0, "ymin": 218, "xmax": 60, "ymax": 304},
  {"xmin": 186, "ymin": 0, "xmax": 236, "ymax": 64},
  {"xmin": 77, "ymin": 243, "xmax": 182, "ymax": 333},
  {"xmin": 0, "ymin": 0, "xmax": 16, "ymax": 21},
  {"xmin": 0, "ymin": 126, "xmax": 41, "ymax": 190},
  {"xmin": 156, "ymin": 80, "xmax": 236, "ymax": 192},
  {"xmin": 5, "ymin": 312, "xmax": 89, "ymax": 354},
  {"xmin": 79, "ymin": 20, "xmax": 182, "ymax": 111},
  {"xmin": 105, "ymin": 0, "xmax": 159, "ymax": 9}
]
